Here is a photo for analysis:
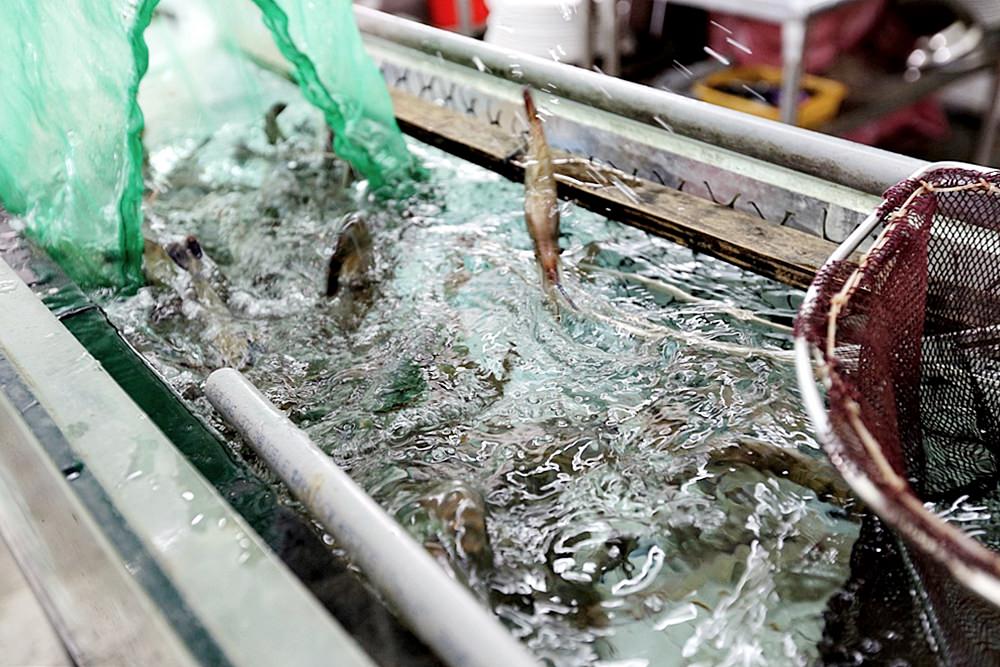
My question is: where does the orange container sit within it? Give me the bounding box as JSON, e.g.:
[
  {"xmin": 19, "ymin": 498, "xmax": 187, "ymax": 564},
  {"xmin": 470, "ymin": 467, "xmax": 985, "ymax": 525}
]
[
  {"xmin": 693, "ymin": 65, "xmax": 848, "ymax": 129},
  {"xmin": 428, "ymin": 0, "xmax": 489, "ymax": 31}
]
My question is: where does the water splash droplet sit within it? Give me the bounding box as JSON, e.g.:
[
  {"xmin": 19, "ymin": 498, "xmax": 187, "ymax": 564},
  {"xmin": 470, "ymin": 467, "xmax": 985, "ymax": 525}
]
[
  {"xmin": 726, "ymin": 37, "xmax": 752, "ymax": 55},
  {"xmin": 703, "ymin": 47, "xmax": 731, "ymax": 66}
]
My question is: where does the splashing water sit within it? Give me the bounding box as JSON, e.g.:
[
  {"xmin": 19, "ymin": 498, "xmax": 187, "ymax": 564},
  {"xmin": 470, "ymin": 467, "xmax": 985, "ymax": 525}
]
[{"xmin": 99, "ymin": 52, "xmax": 859, "ymax": 662}]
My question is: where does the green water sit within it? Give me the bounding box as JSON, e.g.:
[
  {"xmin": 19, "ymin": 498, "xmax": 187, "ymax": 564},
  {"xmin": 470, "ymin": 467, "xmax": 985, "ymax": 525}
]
[
  {"xmin": 99, "ymin": 67, "xmax": 860, "ymax": 662},
  {"xmin": 0, "ymin": 0, "xmax": 413, "ymax": 288}
]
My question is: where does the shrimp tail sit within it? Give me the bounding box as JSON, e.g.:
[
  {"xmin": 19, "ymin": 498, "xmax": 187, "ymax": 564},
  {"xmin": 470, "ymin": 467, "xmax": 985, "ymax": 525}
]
[{"xmin": 554, "ymin": 280, "xmax": 579, "ymax": 312}]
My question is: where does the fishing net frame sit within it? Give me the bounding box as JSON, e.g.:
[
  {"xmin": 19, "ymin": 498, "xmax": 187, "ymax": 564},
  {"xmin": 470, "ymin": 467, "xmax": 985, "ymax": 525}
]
[{"xmin": 795, "ymin": 162, "xmax": 1000, "ymax": 611}]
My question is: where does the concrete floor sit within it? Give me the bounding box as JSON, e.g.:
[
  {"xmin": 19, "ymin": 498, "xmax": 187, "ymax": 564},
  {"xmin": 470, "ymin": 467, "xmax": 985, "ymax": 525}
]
[{"xmin": 0, "ymin": 539, "xmax": 70, "ymax": 667}]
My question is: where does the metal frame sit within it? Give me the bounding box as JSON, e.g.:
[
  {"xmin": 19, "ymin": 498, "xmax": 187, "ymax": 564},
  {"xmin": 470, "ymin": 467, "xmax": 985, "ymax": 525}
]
[
  {"xmin": 234, "ymin": 6, "xmax": 906, "ymax": 238},
  {"xmin": 361, "ymin": 33, "xmax": 879, "ymax": 240},
  {"xmin": 0, "ymin": 367, "xmax": 200, "ymax": 667},
  {"xmin": 355, "ymin": 6, "xmax": 926, "ymax": 195},
  {"xmin": 794, "ymin": 159, "xmax": 1000, "ymax": 608}
]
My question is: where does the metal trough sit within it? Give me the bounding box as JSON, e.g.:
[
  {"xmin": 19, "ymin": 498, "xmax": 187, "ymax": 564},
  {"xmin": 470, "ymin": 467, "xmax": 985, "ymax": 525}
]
[{"xmin": 0, "ymin": 8, "xmax": 960, "ymax": 666}]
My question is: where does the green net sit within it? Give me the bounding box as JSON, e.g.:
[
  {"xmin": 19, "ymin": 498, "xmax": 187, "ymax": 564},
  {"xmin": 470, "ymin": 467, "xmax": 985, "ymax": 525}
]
[
  {"xmin": 248, "ymin": 0, "xmax": 420, "ymax": 191},
  {"xmin": 0, "ymin": 0, "xmax": 416, "ymax": 289},
  {"xmin": 0, "ymin": 0, "xmax": 155, "ymax": 289}
]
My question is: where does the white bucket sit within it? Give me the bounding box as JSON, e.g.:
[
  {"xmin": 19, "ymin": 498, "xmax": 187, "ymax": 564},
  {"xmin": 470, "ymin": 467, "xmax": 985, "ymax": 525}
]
[{"xmin": 483, "ymin": 0, "xmax": 590, "ymax": 64}]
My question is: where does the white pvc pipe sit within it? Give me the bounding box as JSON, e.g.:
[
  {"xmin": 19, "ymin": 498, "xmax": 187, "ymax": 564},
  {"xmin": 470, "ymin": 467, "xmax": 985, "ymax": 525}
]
[{"xmin": 205, "ymin": 368, "xmax": 539, "ymax": 667}]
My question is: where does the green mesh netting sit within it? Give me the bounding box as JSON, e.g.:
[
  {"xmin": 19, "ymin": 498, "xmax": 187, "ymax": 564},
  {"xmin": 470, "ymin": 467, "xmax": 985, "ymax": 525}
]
[
  {"xmin": 0, "ymin": 0, "xmax": 155, "ymax": 289},
  {"xmin": 249, "ymin": 0, "xmax": 419, "ymax": 191},
  {"xmin": 0, "ymin": 0, "xmax": 416, "ymax": 289}
]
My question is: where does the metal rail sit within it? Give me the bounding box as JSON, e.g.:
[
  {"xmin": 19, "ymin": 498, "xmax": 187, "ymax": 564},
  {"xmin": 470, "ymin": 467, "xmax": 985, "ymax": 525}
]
[
  {"xmin": 354, "ymin": 6, "xmax": 926, "ymax": 195},
  {"xmin": 233, "ymin": 4, "xmax": 880, "ymax": 238}
]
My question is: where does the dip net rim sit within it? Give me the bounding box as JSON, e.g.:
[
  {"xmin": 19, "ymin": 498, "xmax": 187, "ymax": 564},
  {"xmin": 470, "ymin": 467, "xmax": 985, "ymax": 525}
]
[{"xmin": 796, "ymin": 164, "xmax": 1000, "ymax": 611}]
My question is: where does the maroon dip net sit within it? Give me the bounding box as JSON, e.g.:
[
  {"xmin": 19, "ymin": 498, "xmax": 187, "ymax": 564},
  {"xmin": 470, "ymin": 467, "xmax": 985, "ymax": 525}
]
[{"xmin": 796, "ymin": 166, "xmax": 1000, "ymax": 663}]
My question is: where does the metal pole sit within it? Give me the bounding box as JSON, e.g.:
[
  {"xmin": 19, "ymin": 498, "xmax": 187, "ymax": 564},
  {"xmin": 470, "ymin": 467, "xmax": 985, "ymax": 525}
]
[
  {"xmin": 649, "ymin": 0, "xmax": 668, "ymax": 39},
  {"xmin": 779, "ymin": 18, "xmax": 806, "ymax": 126},
  {"xmin": 354, "ymin": 6, "xmax": 926, "ymax": 195},
  {"xmin": 205, "ymin": 369, "xmax": 539, "ymax": 667},
  {"xmin": 582, "ymin": 0, "xmax": 594, "ymax": 69},
  {"xmin": 601, "ymin": 0, "xmax": 620, "ymax": 76},
  {"xmin": 455, "ymin": 0, "xmax": 473, "ymax": 36}
]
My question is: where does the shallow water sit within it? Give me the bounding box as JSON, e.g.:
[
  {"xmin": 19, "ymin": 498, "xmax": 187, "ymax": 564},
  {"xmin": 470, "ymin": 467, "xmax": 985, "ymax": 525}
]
[{"xmin": 98, "ymin": 104, "xmax": 858, "ymax": 666}]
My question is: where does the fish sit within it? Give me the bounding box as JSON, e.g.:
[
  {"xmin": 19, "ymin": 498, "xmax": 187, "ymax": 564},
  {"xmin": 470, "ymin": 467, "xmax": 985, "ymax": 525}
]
[
  {"xmin": 421, "ymin": 483, "xmax": 492, "ymax": 566},
  {"xmin": 324, "ymin": 214, "xmax": 377, "ymax": 330},
  {"xmin": 542, "ymin": 530, "xmax": 639, "ymax": 629},
  {"xmin": 326, "ymin": 213, "xmax": 374, "ymax": 297},
  {"xmin": 265, "ymin": 102, "xmax": 288, "ymax": 145},
  {"xmin": 419, "ymin": 482, "xmax": 494, "ymax": 592},
  {"xmin": 522, "ymin": 88, "xmax": 575, "ymax": 310},
  {"xmin": 708, "ymin": 438, "xmax": 857, "ymax": 508},
  {"xmin": 143, "ymin": 234, "xmax": 253, "ymax": 369},
  {"xmin": 142, "ymin": 236, "xmax": 183, "ymax": 288}
]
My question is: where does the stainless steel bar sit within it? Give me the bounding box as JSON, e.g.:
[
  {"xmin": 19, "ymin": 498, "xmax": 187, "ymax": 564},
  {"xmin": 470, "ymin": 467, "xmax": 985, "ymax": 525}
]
[
  {"xmin": 600, "ymin": 0, "xmax": 619, "ymax": 76},
  {"xmin": 581, "ymin": 0, "xmax": 594, "ymax": 69},
  {"xmin": 362, "ymin": 33, "xmax": 879, "ymax": 239},
  {"xmin": 649, "ymin": 0, "xmax": 667, "ymax": 38},
  {"xmin": 0, "ymin": 535, "xmax": 71, "ymax": 667},
  {"xmin": 0, "ymin": 258, "xmax": 370, "ymax": 667},
  {"xmin": 355, "ymin": 6, "xmax": 926, "ymax": 194},
  {"xmin": 0, "ymin": 389, "xmax": 198, "ymax": 667}
]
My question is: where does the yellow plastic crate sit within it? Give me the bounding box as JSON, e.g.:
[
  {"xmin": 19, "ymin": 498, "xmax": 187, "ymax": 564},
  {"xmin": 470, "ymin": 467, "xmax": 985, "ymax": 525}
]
[{"xmin": 693, "ymin": 65, "xmax": 848, "ymax": 129}]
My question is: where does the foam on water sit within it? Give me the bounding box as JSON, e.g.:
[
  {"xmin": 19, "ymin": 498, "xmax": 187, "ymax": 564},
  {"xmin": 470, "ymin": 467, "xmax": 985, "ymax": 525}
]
[{"xmin": 99, "ymin": 96, "xmax": 858, "ymax": 665}]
